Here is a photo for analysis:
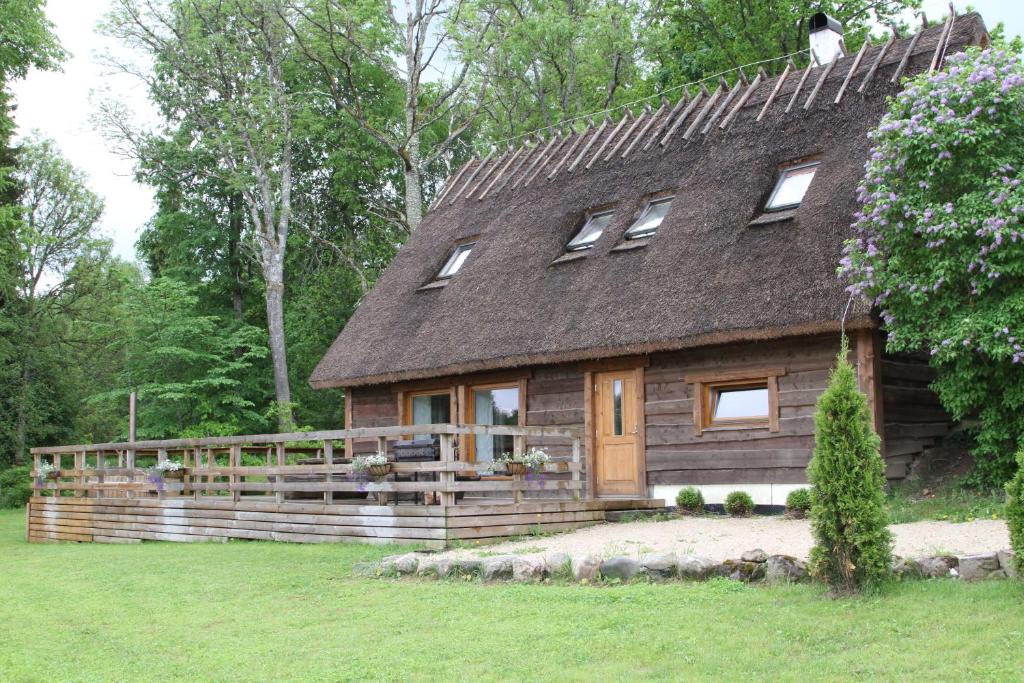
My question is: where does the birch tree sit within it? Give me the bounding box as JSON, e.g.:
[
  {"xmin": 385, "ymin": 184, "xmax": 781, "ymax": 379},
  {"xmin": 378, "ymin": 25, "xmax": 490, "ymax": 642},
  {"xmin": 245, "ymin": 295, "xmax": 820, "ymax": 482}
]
[
  {"xmin": 283, "ymin": 0, "xmax": 495, "ymax": 232},
  {"xmin": 104, "ymin": 0, "xmax": 300, "ymax": 427}
]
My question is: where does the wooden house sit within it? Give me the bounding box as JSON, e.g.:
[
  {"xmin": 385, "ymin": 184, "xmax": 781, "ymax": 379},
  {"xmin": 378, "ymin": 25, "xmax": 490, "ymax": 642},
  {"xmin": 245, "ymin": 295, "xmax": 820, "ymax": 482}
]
[{"xmin": 311, "ymin": 13, "xmax": 989, "ymax": 507}]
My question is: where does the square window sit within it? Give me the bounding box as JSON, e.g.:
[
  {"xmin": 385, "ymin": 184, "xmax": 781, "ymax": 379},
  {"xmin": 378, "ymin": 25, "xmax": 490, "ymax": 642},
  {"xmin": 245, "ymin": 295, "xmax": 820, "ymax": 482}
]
[
  {"xmin": 567, "ymin": 210, "xmax": 614, "ymax": 251},
  {"xmin": 765, "ymin": 162, "xmax": 819, "ymax": 211},
  {"xmin": 437, "ymin": 243, "xmax": 474, "ymax": 279},
  {"xmin": 625, "ymin": 196, "xmax": 673, "ymax": 240},
  {"xmin": 702, "ymin": 380, "xmax": 772, "ymax": 429}
]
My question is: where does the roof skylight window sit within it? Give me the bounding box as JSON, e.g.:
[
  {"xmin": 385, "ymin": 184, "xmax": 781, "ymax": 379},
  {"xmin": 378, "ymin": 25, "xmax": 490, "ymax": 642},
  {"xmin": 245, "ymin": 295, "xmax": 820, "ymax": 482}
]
[
  {"xmin": 624, "ymin": 196, "xmax": 674, "ymax": 240},
  {"xmin": 765, "ymin": 162, "xmax": 819, "ymax": 211},
  {"xmin": 437, "ymin": 243, "xmax": 474, "ymax": 279},
  {"xmin": 567, "ymin": 210, "xmax": 614, "ymax": 251}
]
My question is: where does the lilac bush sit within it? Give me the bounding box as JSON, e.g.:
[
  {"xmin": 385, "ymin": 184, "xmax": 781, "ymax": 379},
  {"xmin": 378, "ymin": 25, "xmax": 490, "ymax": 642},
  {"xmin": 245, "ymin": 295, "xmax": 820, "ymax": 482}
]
[{"xmin": 841, "ymin": 47, "xmax": 1024, "ymax": 486}]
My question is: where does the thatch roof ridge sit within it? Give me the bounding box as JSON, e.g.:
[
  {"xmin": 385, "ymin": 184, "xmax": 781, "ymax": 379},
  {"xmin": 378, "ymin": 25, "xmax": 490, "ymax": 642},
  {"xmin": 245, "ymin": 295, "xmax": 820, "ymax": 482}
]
[{"xmin": 313, "ymin": 12, "xmax": 988, "ymax": 389}]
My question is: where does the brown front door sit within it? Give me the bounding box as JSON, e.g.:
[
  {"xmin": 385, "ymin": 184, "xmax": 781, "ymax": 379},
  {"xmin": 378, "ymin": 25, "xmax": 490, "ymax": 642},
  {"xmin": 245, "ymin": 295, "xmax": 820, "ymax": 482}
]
[{"xmin": 593, "ymin": 370, "xmax": 643, "ymax": 497}]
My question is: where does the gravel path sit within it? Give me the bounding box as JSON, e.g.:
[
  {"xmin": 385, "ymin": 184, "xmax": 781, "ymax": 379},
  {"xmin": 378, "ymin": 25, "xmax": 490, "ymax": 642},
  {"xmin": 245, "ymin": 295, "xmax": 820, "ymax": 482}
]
[{"xmin": 444, "ymin": 517, "xmax": 1009, "ymax": 561}]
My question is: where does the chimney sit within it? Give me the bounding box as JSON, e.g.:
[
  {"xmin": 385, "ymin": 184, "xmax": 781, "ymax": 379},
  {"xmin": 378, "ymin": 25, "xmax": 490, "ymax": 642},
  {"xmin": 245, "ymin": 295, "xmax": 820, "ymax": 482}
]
[{"xmin": 808, "ymin": 12, "xmax": 844, "ymax": 65}]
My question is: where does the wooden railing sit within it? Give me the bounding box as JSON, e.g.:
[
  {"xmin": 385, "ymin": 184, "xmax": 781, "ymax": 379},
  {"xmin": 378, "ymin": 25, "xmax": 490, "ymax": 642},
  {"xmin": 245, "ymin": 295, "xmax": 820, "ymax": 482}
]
[{"xmin": 29, "ymin": 424, "xmax": 584, "ymax": 506}]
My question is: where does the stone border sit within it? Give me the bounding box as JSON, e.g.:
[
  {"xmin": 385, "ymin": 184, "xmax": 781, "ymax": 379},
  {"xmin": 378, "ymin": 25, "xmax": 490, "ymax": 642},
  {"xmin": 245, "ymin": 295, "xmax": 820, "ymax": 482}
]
[{"xmin": 357, "ymin": 549, "xmax": 1018, "ymax": 584}]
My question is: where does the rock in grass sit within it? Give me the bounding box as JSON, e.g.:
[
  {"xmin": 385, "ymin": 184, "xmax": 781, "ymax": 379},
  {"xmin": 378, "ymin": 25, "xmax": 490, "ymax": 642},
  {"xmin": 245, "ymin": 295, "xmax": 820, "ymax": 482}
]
[
  {"xmin": 892, "ymin": 557, "xmax": 923, "ymax": 580},
  {"xmin": 482, "ymin": 555, "xmax": 515, "ymax": 581},
  {"xmin": 677, "ymin": 555, "xmax": 716, "ymax": 580},
  {"xmin": 452, "ymin": 559, "xmax": 482, "ymax": 577},
  {"xmin": 512, "ymin": 556, "xmax": 546, "ymax": 582},
  {"xmin": 714, "ymin": 559, "xmax": 766, "ymax": 582},
  {"xmin": 740, "ymin": 549, "xmax": 768, "ymax": 563},
  {"xmin": 640, "ymin": 553, "xmax": 678, "ymax": 579},
  {"xmin": 997, "ymin": 550, "xmax": 1017, "ymax": 579},
  {"xmin": 416, "ymin": 557, "xmax": 441, "ymax": 577},
  {"xmin": 917, "ymin": 556, "xmax": 958, "ymax": 579},
  {"xmin": 392, "ymin": 553, "xmax": 419, "ymax": 575},
  {"xmin": 351, "ymin": 561, "xmax": 379, "ymax": 577},
  {"xmin": 600, "ymin": 557, "xmax": 641, "ymax": 581},
  {"xmin": 764, "ymin": 555, "xmax": 808, "ymax": 583},
  {"xmin": 958, "ymin": 553, "xmax": 1001, "ymax": 581},
  {"xmin": 572, "ymin": 554, "xmax": 601, "ymax": 582},
  {"xmin": 544, "ymin": 551, "xmax": 571, "ymax": 576}
]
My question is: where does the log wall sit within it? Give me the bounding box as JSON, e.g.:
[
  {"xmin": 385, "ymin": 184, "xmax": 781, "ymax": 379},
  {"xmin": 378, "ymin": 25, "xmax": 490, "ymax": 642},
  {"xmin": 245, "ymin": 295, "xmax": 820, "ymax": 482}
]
[{"xmin": 880, "ymin": 353, "xmax": 952, "ymax": 479}]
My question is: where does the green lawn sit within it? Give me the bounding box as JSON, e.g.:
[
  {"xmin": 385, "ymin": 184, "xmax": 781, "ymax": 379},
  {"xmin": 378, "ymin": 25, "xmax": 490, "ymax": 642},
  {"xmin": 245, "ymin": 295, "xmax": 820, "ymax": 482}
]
[{"xmin": 2, "ymin": 510, "xmax": 1022, "ymax": 682}]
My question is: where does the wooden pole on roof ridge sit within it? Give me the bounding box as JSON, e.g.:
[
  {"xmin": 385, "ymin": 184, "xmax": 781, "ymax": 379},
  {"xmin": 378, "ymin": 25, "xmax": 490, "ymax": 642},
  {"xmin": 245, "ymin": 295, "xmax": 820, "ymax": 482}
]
[
  {"xmin": 658, "ymin": 91, "xmax": 704, "ymax": 147},
  {"xmin": 682, "ymin": 84, "xmax": 723, "ymax": 140},
  {"xmin": 624, "ymin": 100, "xmax": 666, "ymax": 157},
  {"xmin": 500, "ymin": 136, "xmax": 540, "ymax": 193},
  {"xmin": 702, "ymin": 79, "xmax": 741, "ymax": 135},
  {"xmin": 587, "ymin": 111, "xmax": 631, "ymax": 169},
  {"xmin": 929, "ymin": 7, "xmax": 956, "ymax": 73},
  {"xmin": 756, "ymin": 58, "xmax": 793, "ymax": 121},
  {"xmin": 720, "ymin": 67, "xmax": 766, "ymax": 130},
  {"xmin": 858, "ymin": 29, "xmax": 895, "ymax": 94},
  {"xmin": 835, "ymin": 37, "xmax": 871, "ymax": 104},
  {"xmin": 642, "ymin": 93, "xmax": 688, "ymax": 152},
  {"xmin": 479, "ymin": 144, "xmax": 522, "ymax": 199},
  {"xmin": 785, "ymin": 59, "xmax": 816, "ymax": 113},
  {"xmin": 606, "ymin": 105, "xmax": 647, "ymax": 160},
  {"xmin": 568, "ymin": 117, "xmax": 607, "ymax": 173},
  {"xmin": 803, "ymin": 50, "xmax": 839, "ymax": 110},
  {"xmin": 518, "ymin": 135, "xmax": 562, "ymax": 188},
  {"xmin": 450, "ymin": 153, "xmax": 487, "ymax": 204},
  {"xmin": 890, "ymin": 28, "xmax": 923, "ymax": 84},
  {"xmin": 547, "ymin": 123, "xmax": 590, "ymax": 180}
]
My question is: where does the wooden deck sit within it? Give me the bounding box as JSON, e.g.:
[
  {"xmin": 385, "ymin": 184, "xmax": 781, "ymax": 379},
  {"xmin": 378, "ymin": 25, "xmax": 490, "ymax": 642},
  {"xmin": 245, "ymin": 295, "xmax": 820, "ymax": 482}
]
[
  {"xmin": 27, "ymin": 424, "xmax": 662, "ymax": 548},
  {"xmin": 26, "ymin": 496, "xmax": 661, "ymax": 549}
]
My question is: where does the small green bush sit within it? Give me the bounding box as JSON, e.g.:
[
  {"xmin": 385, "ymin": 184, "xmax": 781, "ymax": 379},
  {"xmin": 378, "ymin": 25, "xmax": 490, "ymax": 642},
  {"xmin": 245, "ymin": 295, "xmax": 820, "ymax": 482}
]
[
  {"xmin": 724, "ymin": 491, "xmax": 754, "ymax": 516},
  {"xmin": 675, "ymin": 486, "xmax": 704, "ymax": 514},
  {"xmin": 786, "ymin": 488, "xmax": 812, "ymax": 515},
  {"xmin": 0, "ymin": 466, "xmax": 32, "ymax": 509},
  {"xmin": 1006, "ymin": 450, "xmax": 1024, "ymax": 576},
  {"xmin": 807, "ymin": 340, "xmax": 893, "ymax": 594}
]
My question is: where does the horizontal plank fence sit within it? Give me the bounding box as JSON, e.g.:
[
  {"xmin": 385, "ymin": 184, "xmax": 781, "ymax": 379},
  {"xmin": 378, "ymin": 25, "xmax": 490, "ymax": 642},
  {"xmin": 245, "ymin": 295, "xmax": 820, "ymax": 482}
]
[{"xmin": 27, "ymin": 424, "xmax": 661, "ymax": 548}]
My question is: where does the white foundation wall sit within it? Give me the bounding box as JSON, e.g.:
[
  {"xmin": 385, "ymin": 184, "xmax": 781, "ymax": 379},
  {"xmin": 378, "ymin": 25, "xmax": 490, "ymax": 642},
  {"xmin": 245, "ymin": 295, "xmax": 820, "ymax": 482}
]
[{"xmin": 650, "ymin": 484, "xmax": 810, "ymax": 508}]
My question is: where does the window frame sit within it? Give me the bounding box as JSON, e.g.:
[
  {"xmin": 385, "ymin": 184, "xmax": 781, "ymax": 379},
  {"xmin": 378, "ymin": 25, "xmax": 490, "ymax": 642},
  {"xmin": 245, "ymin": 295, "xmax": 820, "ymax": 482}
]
[
  {"xmin": 403, "ymin": 389, "xmax": 454, "ymax": 428},
  {"xmin": 436, "ymin": 242, "xmax": 475, "ymax": 280},
  {"xmin": 465, "ymin": 381, "xmax": 524, "ymax": 465},
  {"xmin": 566, "ymin": 209, "xmax": 615, "ymax": 251},
  {"xmin": 764, "ymin": 161, "xmax": 820, "ymax": 212},
  {"xmin": 624, "ymin": 195, "xmax": 674, "ymax": 241},
  {"xmin": 684, "ymin": 368, "xmax": 784, "ymax": 436}
]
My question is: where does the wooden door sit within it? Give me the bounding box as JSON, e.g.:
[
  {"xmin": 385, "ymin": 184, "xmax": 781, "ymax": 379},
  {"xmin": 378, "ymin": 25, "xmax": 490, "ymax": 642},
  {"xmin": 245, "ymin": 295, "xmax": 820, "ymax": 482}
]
[{"xmin": 593, "ymin": 370, "xmax": 642, "ymax": 497}]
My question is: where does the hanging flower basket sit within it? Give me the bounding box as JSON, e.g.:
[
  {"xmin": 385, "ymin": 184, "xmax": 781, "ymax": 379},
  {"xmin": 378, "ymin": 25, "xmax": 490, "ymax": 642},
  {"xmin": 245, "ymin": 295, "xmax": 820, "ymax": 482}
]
[
  {"xmin": 46, "ymin": 470, "xmax": 62, "ymax": 481},
  {"xmin": 161, "ymin": 469, "xmax": 185, "ymax": 480},
  {"xmin": 368, "ymin": 463, "xmax": 393, "ymax": 477},
  {"xmin": 505, "ymin": 462, "xmax": 528, "ymax": 476}
]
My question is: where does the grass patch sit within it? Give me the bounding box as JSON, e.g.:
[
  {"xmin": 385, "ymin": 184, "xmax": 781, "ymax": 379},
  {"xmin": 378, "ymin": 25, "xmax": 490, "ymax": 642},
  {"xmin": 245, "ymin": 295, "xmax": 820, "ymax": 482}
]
[
  {"xmin": 2, "ymin": 509, "xmax": 1023, "ymax": 681},
  {"xmin": 887, "ymin": 481, "xmax": 1005, "ymax": 524}
]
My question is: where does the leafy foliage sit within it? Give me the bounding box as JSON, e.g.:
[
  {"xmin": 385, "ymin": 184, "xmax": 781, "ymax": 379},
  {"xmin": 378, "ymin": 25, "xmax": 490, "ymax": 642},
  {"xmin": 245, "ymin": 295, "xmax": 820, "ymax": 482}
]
[
  {"xmin": 675, "ymin": 486, "xmax": 705, "ymax": 513},
  {"xmin": 0, "ymin": 465, "xmax": 30, "ymax": 508},
  {"xmin": 807, "ymin": 342, "xmax": 893, "ymax": 594},
  {"xmin": 1006, "ymin": 450, "xmax": 1024, "ymax": 575},
  {"xmin": 724, "ymin": 490, "xmax": 754, "ymax": 516},
  {"xmin": 842, "ymin": 47, "xmax": 1024, "ymax": 487},
  {"xmin": 785, "ymin": 487, "xmax": 812, "ymax": 514},
  {"xmin": 88, "ymin": 278, "xmax": 269, "ymax": 440}
]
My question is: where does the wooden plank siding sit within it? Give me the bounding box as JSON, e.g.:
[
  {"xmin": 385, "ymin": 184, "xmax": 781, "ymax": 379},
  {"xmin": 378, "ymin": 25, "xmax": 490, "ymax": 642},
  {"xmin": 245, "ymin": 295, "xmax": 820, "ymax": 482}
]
[{"xmin": 344, "ymin": 333, "xmax": 948, "ymax": 495}]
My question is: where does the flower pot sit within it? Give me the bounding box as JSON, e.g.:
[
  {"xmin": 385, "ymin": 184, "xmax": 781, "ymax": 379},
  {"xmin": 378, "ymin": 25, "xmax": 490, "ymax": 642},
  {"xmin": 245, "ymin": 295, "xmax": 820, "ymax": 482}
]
[
  {"xmin": 160, "ymin": 469, "xmax": 184, "ymax": 480},
  {"xmin": 368, "ymin": 463, "xmax": 392, "ymax": 477},
  {"xmin": 46, "ymin": 470, "xmax": 61, "ymax": 481},
  {"xmin": 506, "ymin": 462, "xmax": 528, "ymax": 476}
]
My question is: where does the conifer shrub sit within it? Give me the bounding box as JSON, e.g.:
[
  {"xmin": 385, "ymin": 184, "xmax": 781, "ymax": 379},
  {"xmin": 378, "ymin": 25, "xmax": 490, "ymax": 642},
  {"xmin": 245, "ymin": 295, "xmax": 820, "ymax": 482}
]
[
  {"xmin": 807, "ymin": 341, "xmax": 893, "ymax": 594},
  {"xmin": 1006, "ymin": 449, "xmax": 1024, "ymax": 576},
  {"xmin": 724, "ymin": 491, "xmax": 754, "ymax": 516},
  {"xmin": 785, "ymin": 488, "xmax": 813, "ymax": 517},
  {"xmin": 0, "ymin": 466, "xmax": 32, "ymax": 509},
  {"xmin": 675, "ymin": 486, "xmax": 704, "ymax": 514}
]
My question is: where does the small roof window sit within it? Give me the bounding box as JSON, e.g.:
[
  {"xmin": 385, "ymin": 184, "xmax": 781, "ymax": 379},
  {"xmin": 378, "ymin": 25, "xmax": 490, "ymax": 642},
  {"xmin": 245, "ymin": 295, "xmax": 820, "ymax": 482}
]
[
  {"xmin": 567, "ymin": 210, "xmax": 614, "ymax": 251},
  {"xmin": 765, "ymin": 162, "xmax": 819, "ymax": 211},
  {"xmin": 437, "ymin": 242, "xmax": 474, "ymax": 279},
  {"xmin": 625, "ymin": 196, "xmax": 674, "ymax": 240}
]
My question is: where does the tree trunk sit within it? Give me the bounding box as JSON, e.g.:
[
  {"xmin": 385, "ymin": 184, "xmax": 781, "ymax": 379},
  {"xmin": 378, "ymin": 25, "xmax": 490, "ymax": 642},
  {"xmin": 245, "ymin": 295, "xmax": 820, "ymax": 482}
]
[
  {"xmin": 261, "ymin": 244, "xmax": 293, "ymax": 430},
  {"xmin": 404, "ymin": 126, "xmax": 424, "ymax": 231},
  {"xmin": 228, "ymin": 193, "xmax": 244, "ymax": 322}
]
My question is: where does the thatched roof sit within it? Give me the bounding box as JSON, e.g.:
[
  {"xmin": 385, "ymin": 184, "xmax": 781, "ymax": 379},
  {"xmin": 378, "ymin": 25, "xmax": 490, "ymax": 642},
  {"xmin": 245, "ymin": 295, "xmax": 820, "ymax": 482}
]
[{"xmin": 312, "ymin": 13, "xmax": 988, "ymax": 389}]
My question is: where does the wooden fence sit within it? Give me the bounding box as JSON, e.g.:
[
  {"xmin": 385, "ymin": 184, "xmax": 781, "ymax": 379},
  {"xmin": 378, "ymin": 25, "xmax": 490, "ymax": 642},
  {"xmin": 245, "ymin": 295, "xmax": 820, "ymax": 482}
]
[{"xmin": 25, "ymin": 424, "xmax": 663, "ymax": 547}]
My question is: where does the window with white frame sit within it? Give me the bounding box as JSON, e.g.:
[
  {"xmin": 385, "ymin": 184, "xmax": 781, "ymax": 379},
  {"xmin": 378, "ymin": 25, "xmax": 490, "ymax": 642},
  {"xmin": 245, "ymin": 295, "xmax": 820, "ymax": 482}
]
[
  {"xmin": 436, "ymin": 242, "xmax": 474, "ymax": 279},
  {"xmin": 624, "ymin": 196, "xmax": 674, "ymax": 240},
  {"xmin": 566, "ymin": 210, "xmax": 614, "ymax": 251},
  {"xmin": 765, "ymin": 162, "xmax": 819, "ymax": 211}
]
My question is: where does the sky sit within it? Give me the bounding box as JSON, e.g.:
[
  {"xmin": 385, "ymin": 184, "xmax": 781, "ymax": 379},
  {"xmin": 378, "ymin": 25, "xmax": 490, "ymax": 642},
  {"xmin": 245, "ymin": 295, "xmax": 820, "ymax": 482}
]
[{"xmin": 9, "ymin": 0, "xmax": 1024, "ymax": 264}]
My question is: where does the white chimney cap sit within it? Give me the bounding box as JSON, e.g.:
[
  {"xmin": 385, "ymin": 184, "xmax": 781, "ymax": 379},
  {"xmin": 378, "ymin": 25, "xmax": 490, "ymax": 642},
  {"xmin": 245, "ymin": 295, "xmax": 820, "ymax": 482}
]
[{"xmin": 808, "ymin": 12, "xmax": 844, "ymax": 65}]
